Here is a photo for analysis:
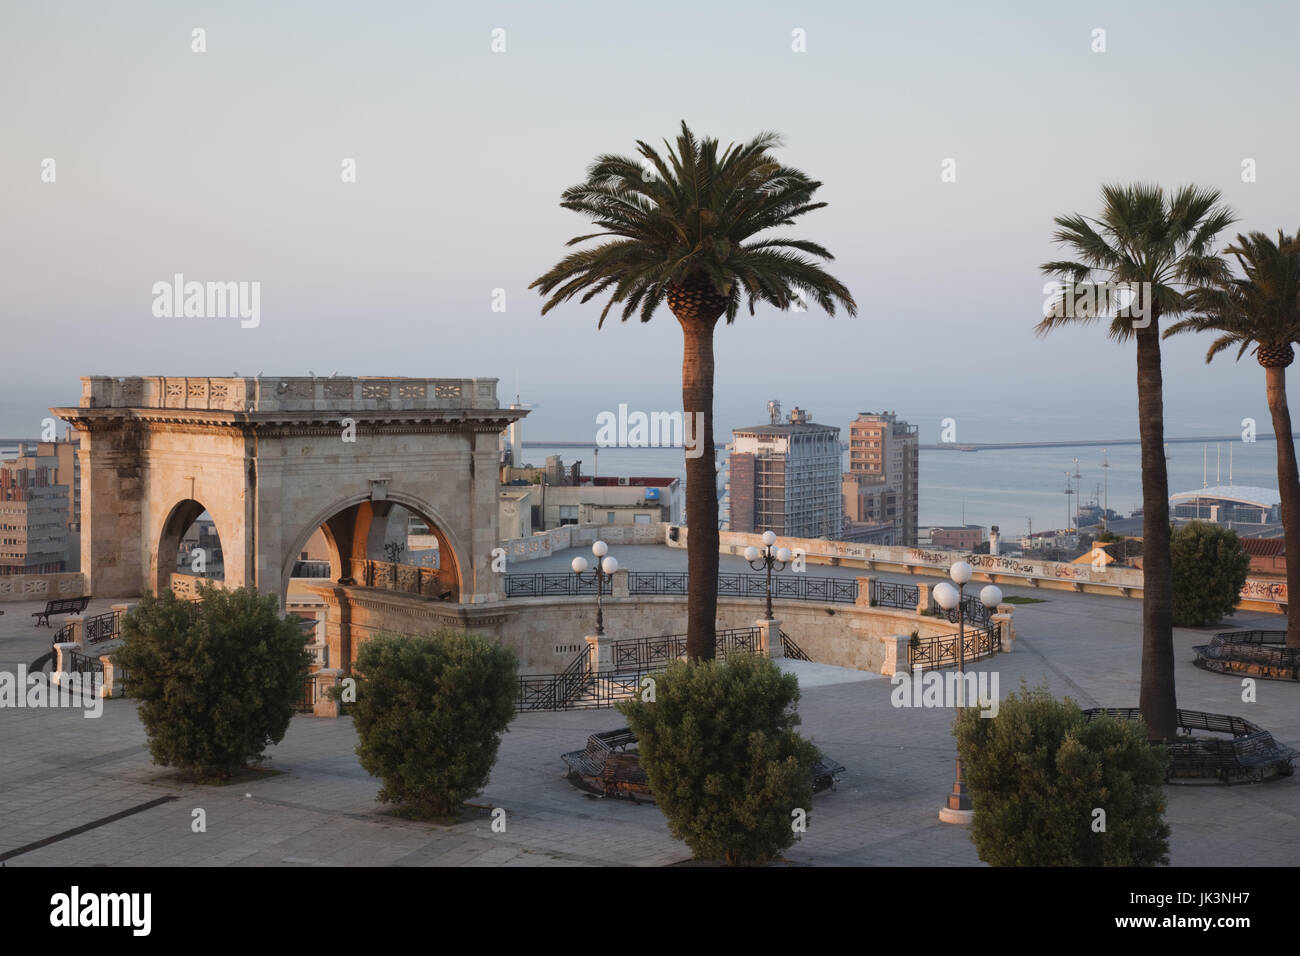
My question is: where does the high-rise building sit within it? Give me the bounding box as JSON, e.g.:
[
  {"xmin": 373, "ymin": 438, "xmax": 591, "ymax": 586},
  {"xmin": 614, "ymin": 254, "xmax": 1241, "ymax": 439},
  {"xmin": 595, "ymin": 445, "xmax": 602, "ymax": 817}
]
[
  {"xmin": 845, "ymin": 411, "xmax": 919, "ymax": 545},
  {"xmin": 0, "ymin": 445, "xmax": 71, "ymax": 575},
  {"xmin": 728, "ymin": 405, "xmax": 842, "ymax": 539}
]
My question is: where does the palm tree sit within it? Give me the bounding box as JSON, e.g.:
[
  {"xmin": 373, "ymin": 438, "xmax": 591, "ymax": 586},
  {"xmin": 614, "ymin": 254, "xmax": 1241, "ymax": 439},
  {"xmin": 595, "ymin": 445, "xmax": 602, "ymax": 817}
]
[
  {"xmin": 1165, "ymin": 230, "xmax": 1300, "ymax": 649},
  {"xmin": 1036, "ymin": 183, "xmax": 1236, "ymax": 741},
  {"xmin": 531, "ymin": 121, "xmax": 856, "ymax": 661}
]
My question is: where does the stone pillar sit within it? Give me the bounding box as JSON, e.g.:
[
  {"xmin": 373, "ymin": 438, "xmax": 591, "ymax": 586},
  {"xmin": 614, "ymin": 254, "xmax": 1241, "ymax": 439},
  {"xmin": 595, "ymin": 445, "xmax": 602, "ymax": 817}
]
[
  {"xmin": 53, "ymin": 642, "xmax": 79, "ymax": 686},
  {"xmin": 856, "ymin": 576, "xmax": 874, "ymax": 607},
  {"xmin": 611, "ymin": 568, "xmax": 630, "ymax": 598},
  {"xmin": 313, "ymin": 668, "xmax": 342, "ymax": 718},
  {"xmin": 756, "ymin": 618, "xmax": 783, "ymax": 659},
  {"xmin": 915, "ymin": 583, "xmax": 931, "ymax": 616},
  {"xmin": 586, "ymin": 632, "xmax": 614, "ymax": 673},
  {"xmin": 100, "ymin": 655, "xmax": 126, "ymax": 698},
  {"xmin": 76, "ymin": 425, "xmax": 146, "ymax": 598},
  {"xmin": 65, "ymin": 615, "xmax": 85, "ymax": 647},
  {"xmin": 994, "ymin": 604, "xmax": 1015, "ymax": 652},
  {"xmin": 111, "ymin": 602, "xmax": 132, "ymax": 620},
  {"xmin": 881, "ymin": 634, "xmax": 912, "ymax": 677}
]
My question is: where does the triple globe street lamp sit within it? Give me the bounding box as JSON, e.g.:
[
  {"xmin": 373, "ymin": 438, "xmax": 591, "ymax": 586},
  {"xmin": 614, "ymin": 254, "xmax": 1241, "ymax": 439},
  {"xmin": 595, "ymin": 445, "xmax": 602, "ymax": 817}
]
[
  {"xmin": 571, "ymin": 540, "xmax": 618, "ymax": 636},
  {"xmin": 744, "ymin": 530, "xmax": 792, "ymax": 621},
  {"xmin": 932, "ymin": 560, "xmax": 1002, "ymax": 824}
]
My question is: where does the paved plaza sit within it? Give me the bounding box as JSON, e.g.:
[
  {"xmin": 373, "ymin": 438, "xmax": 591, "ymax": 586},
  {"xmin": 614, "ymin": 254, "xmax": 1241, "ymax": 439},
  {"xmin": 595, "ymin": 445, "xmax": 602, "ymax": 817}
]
[{"xmin": 1, "ymin": 553, "xmax": 1296, "ymax": 866}]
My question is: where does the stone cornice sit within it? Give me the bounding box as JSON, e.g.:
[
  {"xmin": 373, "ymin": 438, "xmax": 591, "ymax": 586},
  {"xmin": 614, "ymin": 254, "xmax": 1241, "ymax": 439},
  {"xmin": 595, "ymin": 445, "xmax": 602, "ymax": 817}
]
[{"xmin": 51, "ymin": 406, "xmax": 520, "ymax": 436}]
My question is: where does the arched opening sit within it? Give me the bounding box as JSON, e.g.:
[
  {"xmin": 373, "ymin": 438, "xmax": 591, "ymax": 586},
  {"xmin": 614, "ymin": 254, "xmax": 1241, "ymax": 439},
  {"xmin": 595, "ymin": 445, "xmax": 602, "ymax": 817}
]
[
  {"xmin": 157, "ymin": 499, "xmax": 226, "ymax": 597},
  {"xmin": 283, "ymin": 497, "xmax": 463, "ymax": 603}
]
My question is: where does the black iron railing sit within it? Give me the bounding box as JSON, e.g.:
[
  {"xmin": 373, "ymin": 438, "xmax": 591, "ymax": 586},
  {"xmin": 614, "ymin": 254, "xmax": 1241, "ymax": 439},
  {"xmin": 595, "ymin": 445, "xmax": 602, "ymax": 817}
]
[
  {"xmin": 874, "ymin": 581, "xmax": 918, "ymax": 610},
  {"xmin": 516, "ymin": 647, "xmax": 593, "ymax": 712},
  {"xmin": 628, "ymin": 571, "xmax": 688, "ymax": 595},
  {"xmin": 781, "ymin": 629, "xmax": 812, "ymax": 662},
  {"xmin": 908, "ymin": 623, "xmax": 1000, "ymax": 670},
  {"xmin": 504, "ymin": 573, "xmax": 600, "ymax": 598},
  {"xmin": 1193, "ymin": 630, "xmax": 1299, "ymax": 681},
  {"xmin": 84, "ymin": 610, "xmax": 121, "ymax": 645},
  {"xmin": 513, "ymin": 570, "xmax": 857, "ymax": 604}
]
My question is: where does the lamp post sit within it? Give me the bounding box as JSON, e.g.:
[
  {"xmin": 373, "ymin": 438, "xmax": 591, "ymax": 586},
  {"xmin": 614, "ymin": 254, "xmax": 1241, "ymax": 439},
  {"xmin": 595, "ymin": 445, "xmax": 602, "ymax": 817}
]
[
  {"xmin": 744, "ymin": 530, "xmax": 792, "ymax": 621},
  {"xmin": 934, "ymin": 561, "xmax": 1002, "ymax": 824},
  {"xmin": 571, "ymin": 540, "xmax": 618, "ymax": 636}
]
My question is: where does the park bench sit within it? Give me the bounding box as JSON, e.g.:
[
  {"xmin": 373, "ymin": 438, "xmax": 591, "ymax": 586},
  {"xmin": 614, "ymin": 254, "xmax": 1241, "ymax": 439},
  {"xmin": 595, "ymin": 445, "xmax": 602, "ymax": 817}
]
[
  {"xmin": 561, "ymin": 728, "xmax": 649, "ymax": 797},
  {"xmin": 32, "ymin": 596, "xmax": 90, "ymax": 627}
]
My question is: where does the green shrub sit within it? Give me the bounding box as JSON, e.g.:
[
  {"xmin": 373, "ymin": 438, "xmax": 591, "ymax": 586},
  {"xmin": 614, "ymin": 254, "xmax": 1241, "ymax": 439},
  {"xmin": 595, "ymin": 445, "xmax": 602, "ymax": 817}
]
[
  {"xmin": 1171, "ymin": 521, "xmax": 1251, "ymax": 626},
  {"xmin": 618, "ymin": 653, "xmax": 818, "ymax": 865},
  {"xmin": 954, "ymin": 683, "xmax": 1170, "ymax": 866},
  {"xmin": 350, "ymin": 630, "xmax": 517, "ymax": 818},
  {"xmin": 116, "ymin": 584, "xmax": 313, "ymax": 780}
]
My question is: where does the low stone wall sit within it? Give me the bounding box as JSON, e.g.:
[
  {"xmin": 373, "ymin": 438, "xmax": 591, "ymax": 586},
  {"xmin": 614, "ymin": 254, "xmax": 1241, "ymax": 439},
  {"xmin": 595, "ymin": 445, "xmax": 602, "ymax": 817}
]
[
  {"xmin": 498, "ymin": 523, "xmax": 670, "ymax": 564},
  {"xmin": 305, "ymin": 582, "xmax": 981, "ymax": 677},
  {"xmin": 0, "ymin": 573, "xmax": 85, "ymax": 603}
]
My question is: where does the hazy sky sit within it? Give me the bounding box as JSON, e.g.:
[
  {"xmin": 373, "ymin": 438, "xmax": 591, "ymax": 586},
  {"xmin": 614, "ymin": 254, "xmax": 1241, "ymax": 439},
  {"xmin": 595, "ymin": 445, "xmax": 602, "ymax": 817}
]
[{"xmin": 3, "ymin": 0, "xmax": 1297, "ymax": 443}]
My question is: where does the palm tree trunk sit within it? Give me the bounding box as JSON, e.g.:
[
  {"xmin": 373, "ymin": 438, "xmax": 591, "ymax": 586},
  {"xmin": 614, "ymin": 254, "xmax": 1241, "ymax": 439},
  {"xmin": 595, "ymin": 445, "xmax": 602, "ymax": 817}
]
[
  {"xmin": 680, "ymin": 314, "xmax": 720, "ymax": 661},
  {"xmin": 1135, "ymin": 323, "xmax": 1177, "ymax": 741},
  {"xmin": 1264, "ymin": 365, "xmax": 1300, "ymax": 648}
]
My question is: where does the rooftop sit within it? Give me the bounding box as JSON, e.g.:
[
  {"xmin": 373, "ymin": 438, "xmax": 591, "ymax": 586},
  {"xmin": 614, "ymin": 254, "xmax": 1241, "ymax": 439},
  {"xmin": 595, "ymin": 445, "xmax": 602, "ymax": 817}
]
[{"xmin": 1170, "ymin": 485, "xmax": 1281, "ymax": 509}]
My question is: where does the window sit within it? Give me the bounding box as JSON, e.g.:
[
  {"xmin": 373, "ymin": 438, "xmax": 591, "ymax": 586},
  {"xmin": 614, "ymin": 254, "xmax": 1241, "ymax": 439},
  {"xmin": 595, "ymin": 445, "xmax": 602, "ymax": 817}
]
[
  {"xmin": 607, "ymin": 512, "xmax": 616, "ymax": 523},
  {"xmin": 634, "ymin": 514, "xmax": 650, "ymax": 525}
]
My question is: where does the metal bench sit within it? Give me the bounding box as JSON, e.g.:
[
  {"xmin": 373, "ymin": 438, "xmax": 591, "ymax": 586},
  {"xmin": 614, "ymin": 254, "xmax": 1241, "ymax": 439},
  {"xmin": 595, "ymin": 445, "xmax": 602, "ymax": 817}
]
[{"xmin": 32, "ymin": 596, "xmax": 90, "ymax": 627}]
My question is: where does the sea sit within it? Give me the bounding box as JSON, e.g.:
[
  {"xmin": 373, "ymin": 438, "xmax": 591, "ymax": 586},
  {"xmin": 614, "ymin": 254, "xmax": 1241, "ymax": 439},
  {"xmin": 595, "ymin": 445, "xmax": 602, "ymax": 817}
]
[{"xmin": 528, "ymin": 440, "xmax": 1284, "ymax": 539}]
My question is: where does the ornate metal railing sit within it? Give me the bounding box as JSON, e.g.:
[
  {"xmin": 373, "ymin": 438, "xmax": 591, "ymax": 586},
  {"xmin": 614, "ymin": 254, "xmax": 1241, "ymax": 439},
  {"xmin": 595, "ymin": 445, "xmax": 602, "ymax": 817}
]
[
  {"xmin": 611, "ymin": 626, "xmax": 762, "ymax": 671},
  {"xmin": 931, "ymin": 594, "xmax": 993, "ymax": 627},
  {"xmin": 65, "ymin": 649, "xmax": 105, "ymax": 679},
  {"xmin": 781, "ymin": 629, "xmax": 812, "ymax": 662},
  {"xmin": 516, "ymin": 647, "xmax": 592, "ymax": 712},
  {"xmin": 874, "ymin": 581, "xmax": 918, "ymax": 610},
  {"xmin": 628, "ymin": 571, "xmax": 688, "ymax": 595},
  {"xmin": 517, "ymin": 571, "xmax": 857, "ymax": 604},
  {"xmin": 504, "ymin": 573, "xmax": 600, "ymax": 598},
  {"xmin": 908, "ymin": 623, "xmax": 1000, "ymax": 670},
  {"xmin": 84, "ymin": 610, "xmax": 121, "ymax": 645}
]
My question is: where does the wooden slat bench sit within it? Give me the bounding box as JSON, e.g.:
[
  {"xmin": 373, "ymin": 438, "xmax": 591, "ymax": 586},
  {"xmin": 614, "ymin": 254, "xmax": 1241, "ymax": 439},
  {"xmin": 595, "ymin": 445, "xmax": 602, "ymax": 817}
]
[{"xmin": 32, "ymin": 596, "xmax": 90, "ymax": 627}]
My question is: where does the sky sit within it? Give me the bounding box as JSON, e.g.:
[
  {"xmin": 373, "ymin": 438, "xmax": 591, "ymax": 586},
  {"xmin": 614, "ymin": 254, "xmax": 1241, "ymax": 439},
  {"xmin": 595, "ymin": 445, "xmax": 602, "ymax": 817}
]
[{"xmin": 2, "ymin": 0, "xmax": 1298, "ymax": 444}]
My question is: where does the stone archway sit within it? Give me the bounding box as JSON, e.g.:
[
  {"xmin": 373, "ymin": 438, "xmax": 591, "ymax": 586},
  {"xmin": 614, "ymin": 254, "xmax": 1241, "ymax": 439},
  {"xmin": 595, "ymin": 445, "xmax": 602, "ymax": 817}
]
[
  {"xmin": 279, "ymin": 492, "xmax": 465, "ymax": 608},
  {"xmin": 156, "ymin": 498, "xmax": 228, "ymax": 596},
  {"xmin": 55, "ymin": 375, "xmax": 525, "ymax": 602}
]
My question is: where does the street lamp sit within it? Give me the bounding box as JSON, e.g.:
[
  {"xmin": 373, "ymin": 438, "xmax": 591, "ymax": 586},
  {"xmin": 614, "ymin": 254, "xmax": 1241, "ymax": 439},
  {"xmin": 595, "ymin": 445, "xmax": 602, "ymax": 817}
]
[
  {"xmin": 571, "ymin": 540, "xmax": 618, "ymax": 636},
  {"xmin": 744, "ymin": 530, "xmax": 792, "ymax": 621},
  {"xmin": 934, "ymin": 561, "xmax": 1002, "ymax": 824}
]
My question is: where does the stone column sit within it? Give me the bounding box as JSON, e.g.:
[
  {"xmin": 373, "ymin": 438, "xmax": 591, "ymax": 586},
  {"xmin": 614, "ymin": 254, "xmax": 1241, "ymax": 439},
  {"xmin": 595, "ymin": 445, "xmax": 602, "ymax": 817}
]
[
  {"xmin": 611, "ymin": 568, "xmax": 630, "ymax": 598},
  {"xmin": 856, "ymin": 576, "xmax": 874, "ymax": 607},
  {"xmin": 313, "ymin": 668, "xmax": 342, "ymax": 718},
  {"xmin": 994, "ymin": 604, "xmax": 1015, "ymax": 652},
  {"xmin": 881, "ymin": 634, "xmax": 912, "ymax": 676},
  {"xmin": 53, "ymin": 642, "xmax": 79, "ymax": 686},
  {"xmin": 586, "ymin": 632, "xmax": 613, "ymax": 673},
  {"xmin": 756, "ymin": 618, "xmax": 783, "ymax": 659},
  {"xmin": 915, "ymin": 583, "xmax": 931, "ymax": 616},
  {"xmin": 65, "ymin": 615, "xmax": 85, "ymax": 648},
  {"xmin": 100, "ymin": 655, "xmax": 126, "ymax": 698}
]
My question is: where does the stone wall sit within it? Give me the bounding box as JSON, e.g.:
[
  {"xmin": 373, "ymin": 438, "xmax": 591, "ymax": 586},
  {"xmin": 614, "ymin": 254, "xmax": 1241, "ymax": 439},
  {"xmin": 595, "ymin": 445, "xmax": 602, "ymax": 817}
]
[
  {"xmin": 306, "ymin": 583, "xmax": 961, "ymax": 676},
  {"xmin": 0, "ymin": 572, "xmax": 85, "ymax": 603}
]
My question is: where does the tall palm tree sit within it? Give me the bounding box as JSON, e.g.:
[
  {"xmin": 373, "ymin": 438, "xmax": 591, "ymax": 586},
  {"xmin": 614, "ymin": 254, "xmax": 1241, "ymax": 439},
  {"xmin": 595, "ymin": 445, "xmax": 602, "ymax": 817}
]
[
  {"xmin": 1165, "ymin": 230, "xmax": 1300, "ymax": 649},
  {"xmin": 1036, "ymin": 183, "xmax": 1236, "ymax": 741},
  {"xmin": 531, "ymin": 121, "xmax": 856, "ymax": 661}
]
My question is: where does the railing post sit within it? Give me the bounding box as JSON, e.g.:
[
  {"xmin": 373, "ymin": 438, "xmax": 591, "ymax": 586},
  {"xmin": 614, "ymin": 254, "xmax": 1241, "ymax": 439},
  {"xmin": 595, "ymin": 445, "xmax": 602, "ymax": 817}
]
[
  {"xmin": 611, "ymin": 568, "xmax": 629, "ymax": 598},
  {"xmin": 915, "ymin": 583, "xmax": 930, "ymax": 616},
  {"xmin": 993, "ymin": 604, "xmax": 1015, "ymax": 652},
  {"xmin": 856, "ymin": 576, "xmax": 874, "ymax": 607},
  {"xmin": 66, "ymin": 615, "xmax": 85, "ymax": 647},
  {"xmin": 586, "ymin": 631, "xmax": 613, "ymax": 674},
  {"xmin": 313, "ymin": 668, "xmax": 342, "ymax": 718},
  {"xmin": 755, "ymin": 618, "xmax": 783, "ymax": 659},
  {"xmin": 882, "ymin": 634, "xmax": 912, "ymax": 676}
]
